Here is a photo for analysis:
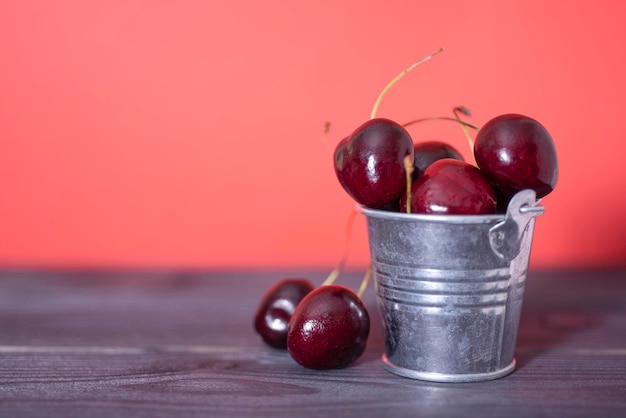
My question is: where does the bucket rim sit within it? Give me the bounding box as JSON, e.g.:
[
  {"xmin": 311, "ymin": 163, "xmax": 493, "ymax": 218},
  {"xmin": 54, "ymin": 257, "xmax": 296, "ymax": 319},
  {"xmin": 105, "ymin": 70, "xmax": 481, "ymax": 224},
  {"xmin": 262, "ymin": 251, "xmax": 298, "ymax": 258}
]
[{"xmin": 358, "ymin": 205, "xmax": 506, "ymax": 224}]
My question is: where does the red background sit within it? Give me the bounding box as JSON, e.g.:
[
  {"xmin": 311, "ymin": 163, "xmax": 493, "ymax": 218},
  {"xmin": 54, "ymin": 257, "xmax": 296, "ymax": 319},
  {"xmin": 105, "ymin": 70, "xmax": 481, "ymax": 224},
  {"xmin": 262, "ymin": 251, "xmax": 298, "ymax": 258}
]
[{"xmin": 2, "ymin": 1, "xmax": 625, "ymax": 271}]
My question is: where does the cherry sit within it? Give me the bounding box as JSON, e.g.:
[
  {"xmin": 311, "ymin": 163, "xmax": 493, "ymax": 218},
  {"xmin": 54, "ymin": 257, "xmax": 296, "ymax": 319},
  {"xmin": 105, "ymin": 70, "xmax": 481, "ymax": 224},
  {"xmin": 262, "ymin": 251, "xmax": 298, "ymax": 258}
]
[
  {"xmin": 474, "ymin": 114, "xmax": 558, "ymax": 201},
  {"xmin": 287, "ymin": 284, "xmax": 370, "ymax": 369},
  {"xmin": 401, "ymin": 158, "xmax": 497, "ymax": 215},
  {"xmin": 254, "ymin": 278, "xmax": 315, "ymax": 349},
  {"xmin": 334, "ymin": 118, "xmax": 414, "ymax": 208},
  {"xmin": 333, "ymin": 49, "xmax": 445, "ymax": 209},
  {"xmin": 413, "ymin": 140, "xmax": 464, "ymax": 178}
]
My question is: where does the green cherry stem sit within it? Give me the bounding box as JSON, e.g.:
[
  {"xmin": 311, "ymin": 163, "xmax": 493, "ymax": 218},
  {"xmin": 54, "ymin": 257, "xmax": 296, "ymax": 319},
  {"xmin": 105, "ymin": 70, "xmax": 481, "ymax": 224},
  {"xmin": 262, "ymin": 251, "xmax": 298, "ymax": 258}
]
[
  {"xmin": 403, "ymin": 155, "xmax": 414, "ymax": 214},
  {"xmin": 321, "ymin": 209, "xmax": 358, "ymax": 286},
  {"xmin": 370, "ymin": 47, "xmax": 444, "ymax": 120},
  {"xmin": 357, "ymin": 265, "xmax": 372, "ymax": 298},
  {"xmin": 402, "ymin": 116, "xmax": 479, "ymax": 131}
]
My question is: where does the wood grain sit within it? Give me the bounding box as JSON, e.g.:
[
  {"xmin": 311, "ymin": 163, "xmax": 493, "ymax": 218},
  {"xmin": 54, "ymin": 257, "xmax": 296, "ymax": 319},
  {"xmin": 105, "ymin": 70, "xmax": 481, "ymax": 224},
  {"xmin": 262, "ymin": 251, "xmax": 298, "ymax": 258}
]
[{"xmin": 0, "ymin": 268, "xmax": 625, "ymax": 418}]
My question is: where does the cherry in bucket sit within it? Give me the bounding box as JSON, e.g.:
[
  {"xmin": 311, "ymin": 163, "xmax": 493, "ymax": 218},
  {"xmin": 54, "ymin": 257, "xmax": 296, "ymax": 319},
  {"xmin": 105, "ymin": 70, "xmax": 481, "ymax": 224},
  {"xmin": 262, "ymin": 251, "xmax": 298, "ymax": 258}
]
[
  {"xmin": 400, "ymin": 159, "xmax": 497, "ymax": 215},
  {"xmin": 412, "ymin": 140, "xmax": 464, "ymax": 178},
  {"xmin": 334, "ymin": 118, "xmax": 414, "ymax": 208},
  {"xmin": 474, "ymin": 114, "xmax": 559, "ymax": 201}
]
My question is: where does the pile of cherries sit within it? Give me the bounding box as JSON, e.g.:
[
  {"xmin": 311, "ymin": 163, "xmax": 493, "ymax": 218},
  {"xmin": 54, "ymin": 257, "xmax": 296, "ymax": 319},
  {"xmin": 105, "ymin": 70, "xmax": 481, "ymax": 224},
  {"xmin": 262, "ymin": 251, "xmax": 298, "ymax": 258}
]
[
  {"xmin": 253, "ymin": 49, "xmax": 559, "ymax": 371},
  {"xmin": 254, "ymin": 277, "xmax": 370, "ymax": 370},
  {"xmin": 334, "ymin": 113, "xmax": 558, "ymax": 215}
]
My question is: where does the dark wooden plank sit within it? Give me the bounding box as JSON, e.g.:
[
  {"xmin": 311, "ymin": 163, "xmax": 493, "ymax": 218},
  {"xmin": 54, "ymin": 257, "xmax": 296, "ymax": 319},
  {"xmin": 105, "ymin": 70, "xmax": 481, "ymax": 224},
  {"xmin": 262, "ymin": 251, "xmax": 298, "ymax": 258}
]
[
  {"xmin": 0, "ymin": 268, "xmax": 625, "ymax": 418},
  {"xmin": 0, "ymin": 347, "xmax": 624, "ymax": 418}
]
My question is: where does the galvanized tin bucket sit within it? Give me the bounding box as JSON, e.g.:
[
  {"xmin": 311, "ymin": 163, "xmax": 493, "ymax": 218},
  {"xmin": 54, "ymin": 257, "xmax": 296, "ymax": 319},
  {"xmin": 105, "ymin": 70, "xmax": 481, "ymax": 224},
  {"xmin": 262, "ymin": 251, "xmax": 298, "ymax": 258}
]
[{"xmin": 360, "ymin": 189, "xmax": 544, "ymax": 382}]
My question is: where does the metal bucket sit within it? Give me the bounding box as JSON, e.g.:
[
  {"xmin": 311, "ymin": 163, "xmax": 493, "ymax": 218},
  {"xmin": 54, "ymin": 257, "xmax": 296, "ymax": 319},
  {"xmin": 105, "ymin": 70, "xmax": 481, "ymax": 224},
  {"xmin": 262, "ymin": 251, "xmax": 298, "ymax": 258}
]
[{"xmin": 360, "ymin": 189, "xmax": 544, "ymax": 382}]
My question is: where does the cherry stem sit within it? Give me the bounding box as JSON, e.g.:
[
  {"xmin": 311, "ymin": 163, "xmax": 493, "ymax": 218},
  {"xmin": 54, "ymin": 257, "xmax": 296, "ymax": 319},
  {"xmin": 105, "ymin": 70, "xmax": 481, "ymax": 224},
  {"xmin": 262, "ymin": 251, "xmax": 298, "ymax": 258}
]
[
  {"xmin": 321, "ymin": 209, "xmax": 358, "ymax": 286},
  {"xmin": 453, "ymin": 106, "xmax": 476, "ymax": 156},
  {"xmin": 357, "ymin": 265, "xmax": 372, "ymax": 298},
  {"xmin": 403, "ymin": 155, "xmax": 414, "ymax": 214},
  {"xmin": 370, "ymin": 47, "xmax": 444, "ymax": 120},
  {"xmin": 402, "ymin": 116, "xmax": 479, "ymax": 131}
]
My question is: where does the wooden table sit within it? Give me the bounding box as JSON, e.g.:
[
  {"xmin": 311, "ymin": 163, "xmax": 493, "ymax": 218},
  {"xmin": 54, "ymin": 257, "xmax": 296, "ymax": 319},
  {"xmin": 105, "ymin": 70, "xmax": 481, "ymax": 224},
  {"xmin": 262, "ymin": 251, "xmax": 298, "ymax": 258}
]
[{"xmin": 0, "ymin": 268, "xmax": 624, "ymax": 417}]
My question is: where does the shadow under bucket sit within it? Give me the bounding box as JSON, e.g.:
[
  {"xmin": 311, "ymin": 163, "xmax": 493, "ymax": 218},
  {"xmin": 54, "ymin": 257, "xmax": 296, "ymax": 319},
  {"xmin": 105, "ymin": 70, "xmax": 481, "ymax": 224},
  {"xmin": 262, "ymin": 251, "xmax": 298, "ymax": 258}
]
[{"xmin": 360, "ymin": 189, "xmax": 544, "ymax": 383}]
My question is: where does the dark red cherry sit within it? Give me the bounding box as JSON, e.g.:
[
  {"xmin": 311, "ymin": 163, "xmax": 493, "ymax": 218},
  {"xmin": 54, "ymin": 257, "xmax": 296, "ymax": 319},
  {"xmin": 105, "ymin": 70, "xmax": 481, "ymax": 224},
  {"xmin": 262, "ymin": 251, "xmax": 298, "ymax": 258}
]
[
  {"xmin": 334, "ymin": 118, "xmax": 414, "ymax": 208},
  {"xmin": 413, "ymin": 140, "xmax": 464, "ymax": 179},
  {"xmin": 287, "ymin": 285, "xmax": 370, "ymax": 369},
  {"xmin": 254, "ymin": 278, "xmax": 315, "ymax": 349},
  {"xmin": 474, "ymin": 114, "xmax": 558, "ymax": 200},
  {"xmin": 401, "ymin": 159, "xmax": 496, "ymax": 215}
]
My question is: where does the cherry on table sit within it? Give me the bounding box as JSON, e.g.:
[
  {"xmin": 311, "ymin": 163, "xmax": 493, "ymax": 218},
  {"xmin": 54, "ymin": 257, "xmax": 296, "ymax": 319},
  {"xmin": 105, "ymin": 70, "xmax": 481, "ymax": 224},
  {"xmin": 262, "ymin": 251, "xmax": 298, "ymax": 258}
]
[
  {"xmin": 287, "ymin": 285, "xmax": 370, "ymax": 369},
  {"xmin": 254, "ymin": 278, "xmax": 315, "ymax": 349}
]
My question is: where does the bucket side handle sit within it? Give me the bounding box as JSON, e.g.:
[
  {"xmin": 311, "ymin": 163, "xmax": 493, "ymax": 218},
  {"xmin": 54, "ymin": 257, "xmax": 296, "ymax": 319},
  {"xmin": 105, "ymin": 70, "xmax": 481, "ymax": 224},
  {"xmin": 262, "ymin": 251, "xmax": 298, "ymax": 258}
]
[{"xmin": 488, "ymin": 189, "xmax": 545, "ymax": 261}]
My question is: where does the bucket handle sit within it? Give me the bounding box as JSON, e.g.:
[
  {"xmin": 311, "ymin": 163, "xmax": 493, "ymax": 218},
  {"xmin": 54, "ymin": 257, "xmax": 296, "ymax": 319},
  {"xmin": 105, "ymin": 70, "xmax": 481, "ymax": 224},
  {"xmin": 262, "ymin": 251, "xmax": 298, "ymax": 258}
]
[{"xmin": 488, "ymin": 189, "xmax": 544, "ymax": 261}]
